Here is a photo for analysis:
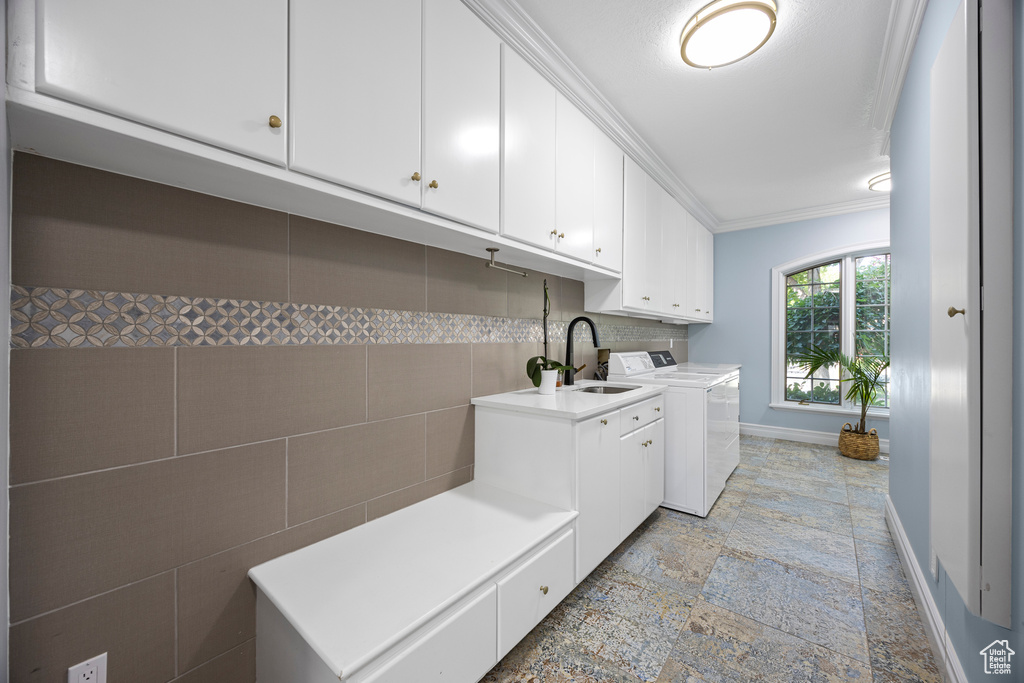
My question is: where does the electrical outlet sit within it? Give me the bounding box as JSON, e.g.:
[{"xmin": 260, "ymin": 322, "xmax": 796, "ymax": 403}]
[{"xmin": 68, "ymin": 653, "xmax": 106, "ymax": 683}]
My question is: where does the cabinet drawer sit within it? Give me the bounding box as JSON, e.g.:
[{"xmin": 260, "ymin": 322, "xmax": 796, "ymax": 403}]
[
  {"xmin": 497, "ymin": 528, "xmax": 575, "ymax": 659},
  {"xmin": 364, "ymin": 585, "xmax": 497, "ymax": 683},
  {"xmin": 620, "ymin": 395, "xmax": 665, "ymax": 435}
]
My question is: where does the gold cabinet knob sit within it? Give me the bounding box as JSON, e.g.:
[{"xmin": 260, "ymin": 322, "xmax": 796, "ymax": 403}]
[
  {"xmin": 558, "ymin": 232, "xmax": 565, "ymax": 239},
  {"xmin": 633, "ymin": 415, "xmax": 640, "ymax": 421},
  {"xmin": 411, "ymin": 172, "xmax": 422, "ymax": 181},
  {"xmin": 655, "ymin": 407, "xmax": 661, "ymax": 412},
  {"xmin": 696, "ymin": 308, "xmax": 701, "ymax": 312},
  {"xmin": 600, "ymin": 419, "xmax": 608, "ymax": 425},
  {"xmin": 550, "ymin": 229, "xmax": 559, "ymax": 236},
  {"xmin": 642, "ymin": 296, "xmax": 650, "ymax": 302},
  {"xmin": 269, "ymin": 115, "xmax": 282, "ymax": 128},
  {"xmin": 595, "ymin": 247, "xmax": 602, "ymax": 254},
  {"xmin": 948, "ymin": 306, "xmax": 965, "ymax": 317},
  {"xmin": 429, "ymin": 180, "xmax": 439, "ymax": 189},
  {"xmin": 540, "ymin": 585, "xmax": 549, "ymax": 595},
  {"xmin": 673, "ymin": 303, "xmax": 680, "ymax": 308}
]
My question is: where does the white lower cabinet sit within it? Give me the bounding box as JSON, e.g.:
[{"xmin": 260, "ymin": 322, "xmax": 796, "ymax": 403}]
[
  {"xmin": 618, "ymin": 398, "xmax": 665, "ymax": 540},
  {"xmin": 577, "ymin": 411, "xmax": 623, "ymax": 579},
  {"xmin": 364, "ymin": 586, "xmax": 497, "ymax": 683},
  {"xmin": 497, "ymin": 528, "xmax": 575, "ymax": 658}
]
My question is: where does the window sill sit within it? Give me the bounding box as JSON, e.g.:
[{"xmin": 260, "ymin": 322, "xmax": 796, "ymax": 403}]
[{"xmin": 769, "ymin": 402, "xmax": 890, "ymax": 421}]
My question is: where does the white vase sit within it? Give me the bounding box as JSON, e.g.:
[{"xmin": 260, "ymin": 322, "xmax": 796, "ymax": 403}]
[{"xmin": 538, "ymin": 369, "xmax": 559, "ymax": 395}]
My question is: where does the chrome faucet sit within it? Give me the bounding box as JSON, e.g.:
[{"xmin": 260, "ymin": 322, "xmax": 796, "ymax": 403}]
[{"xmin": 564, "ymin": 316, "xmax": 600, "ymax": 386}]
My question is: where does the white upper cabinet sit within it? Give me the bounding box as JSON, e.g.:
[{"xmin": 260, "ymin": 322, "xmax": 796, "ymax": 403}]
[
  {"xmin": 422, "ymin": 0, "xmax": 502, "ymax": 233},
  {"xmin": 592, "ymin": 131, "xmax": 624, "ymax": 272},
  {"xmin": 36, "ymin": 0, "xmax": 287, "ymax": 165},
  {"xmin": 643, "ymin": 174, "xmax": 665, "ymax": 312},
  {"xmin": 620, "ymin": 157, "xmax": 649, "ymax": 310},
  {"xmin": 685, "ymin": 212, "xmax": 701, "ymax": 317},
  {"xmin": 702, "ymin": 227, "xmax": 715, "ymax": 321},
  {"xmin": 501, "ymin": 46, "xmax": 556, "ymax": 247},
  {"xmin": 555, "ymin": 94, "xmax": 596, "ymax": 261},
  {"xmin": 289, "ymin": 0, "xmax": 421, "ymax": 206},
  {"xmin": 662, "ymin": 199, "xmax": 688, "ymax": 318}
]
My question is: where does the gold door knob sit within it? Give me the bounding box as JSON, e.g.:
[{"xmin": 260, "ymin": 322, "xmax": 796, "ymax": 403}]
[
  {"xmin": 600, "ymin": 419, "xmax": 608, "ymax": 425},
  {"xmin": 948, "ymin": 306, "xmax": 965, "ymax": 317},
  {"xmin": 596, "ymin": 247, "xmax": 602, "ymax": 254},
  {"xmin": 411, "ymin": 172, "xmax": 422, "ymax": 181},
  {"xmin": 428, "ymin": 180, "xmax": 439, "ymax": 189},
  {"xmin": 539, "ymin": 585, "xmax": 549, "ymax": 595},
  {"xmin": 268, "ymin": 115, "xmax": 282, "ymax": 128}
]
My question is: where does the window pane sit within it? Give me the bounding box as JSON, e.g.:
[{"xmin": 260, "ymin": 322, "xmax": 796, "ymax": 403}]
[
  {"xmin": 857, "ymin": 331, "xmax": 887, "ymax": 356},
  {"xmin": 786, "ymin": 331, "xmax": 814, "ymax": 356},
  {"xmin": 809, "ymin": 380, "xmax": 841, "ymax": 404},
  {"xmin": 856, "ymin": 255, "xmax": 887, "ymax": 278},
  {"xmin": 786, "ymin": 378, "xmax": 811, "ymax": 401},
  {"xmin": 787, "ymin": 308, "xmax": 813, "ymax": 332},
  {"xmin": 812, "ymin": 284, "xmax": 841, "ymax": 307},
  {"xmin": 814, "ymin": 331, "xmax": 840, "ymax": 354},
  {"xmin": 785, "ymin": 260, "xmax": 842, "ymax": 404},
  {"xmin": 814, "ymin": 307, "xmax": 840, "ymax": 330},
  {"xmin": 815, "ymin": 262, "xmax": 841, "ymax": 284},
  {"xmin": 856, "ymin": 305, "xmax": 888, "ymax": 330},
  {"xmin": 787, "ymin": 285, "xmax": 812, "ymax": 307}
]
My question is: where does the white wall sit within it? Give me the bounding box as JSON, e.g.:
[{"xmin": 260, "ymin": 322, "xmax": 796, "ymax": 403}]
[{"xmin": 687, "ymin": 209, "xmax": 890, "ymax": 440}]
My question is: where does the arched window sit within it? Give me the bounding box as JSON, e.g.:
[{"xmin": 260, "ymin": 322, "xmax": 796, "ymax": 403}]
[{"xmin": 770, "ymin": 241, "xmax": 890, "ymax": 417}]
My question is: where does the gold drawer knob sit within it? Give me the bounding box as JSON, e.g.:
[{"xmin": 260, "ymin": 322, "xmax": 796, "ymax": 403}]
[
  {"xmin": 559, "ymin": 232, "xmax": 565, "ymax": 239},
  {"xmin": 948, "ymin": 306, "xmax": 965, "ymax": 317},
  {"xmin": 268, "ymin": 115, "xmax": 283, "ymax": 128},
  {"xmin": 655, "ymin": 407, "xmax": 661, "ymax": 412},
  {"xmin": 428, "ymin": 179, "xmax": 439, "ymax": 189},
  {"xmin": 411, "ymin": 172, "xmax": 422, "ymax": 181},
  {"xmin": 540, "ymin": 585, "xmax": 549, "ymax": 595},
  {"xmin": 595, "ymin": 247, "xmax": 602, "ymax": 254},
  {"xmin": 600, "ymin": 419, "xmax": 608, "ymax": 425},
  {"xmin": 633, "ymin": 415, "xmax": 640, "ymax": 421}
]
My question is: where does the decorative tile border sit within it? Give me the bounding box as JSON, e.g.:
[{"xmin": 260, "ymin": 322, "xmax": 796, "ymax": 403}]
[{"xmin": 10, "ymin": 286, "xmax": 687, "ymax": 349}]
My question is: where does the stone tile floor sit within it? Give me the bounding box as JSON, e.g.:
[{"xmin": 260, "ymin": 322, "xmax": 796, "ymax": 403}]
[{"xmin": 484, "ymin": 435, "xmax": 942, "ymax": 683}]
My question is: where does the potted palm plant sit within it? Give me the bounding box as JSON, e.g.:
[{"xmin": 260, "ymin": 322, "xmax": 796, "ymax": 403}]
[{"xmin": 791, "ymin": 346, "xmax": 890, "ymax": 460}]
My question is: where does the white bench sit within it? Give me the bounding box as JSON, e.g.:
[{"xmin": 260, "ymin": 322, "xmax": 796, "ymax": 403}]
[{"xmin": 248, "ymin": 481, "xmax": 578, "ymax": 682}]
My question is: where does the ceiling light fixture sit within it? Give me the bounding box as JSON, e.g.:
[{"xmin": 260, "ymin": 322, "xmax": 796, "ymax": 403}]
[
  {"xmin": 680, "ymin": 0, "xmax": 778, "ymax": 69},
  {"xmin": 868, "ymin": 171, "xmax": 892, "ymax": 192}
]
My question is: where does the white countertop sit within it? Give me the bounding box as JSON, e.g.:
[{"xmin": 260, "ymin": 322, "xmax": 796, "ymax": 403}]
[
  {"xmin": 248, "ymin": 481, "xmax": 576, "ymax": 680},
  {"xmin": 471, "ymin": 380, "xmax": 665, "ymax": 420}
]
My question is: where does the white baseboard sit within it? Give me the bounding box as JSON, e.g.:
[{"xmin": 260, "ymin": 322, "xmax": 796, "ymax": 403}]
[
  {"xmin": 884, "ymin": 495, "xmax": 967, "ymax": 683},
  {"xmin": 740, "ymin": 422, "xmax": 891, "ymax": 454}
]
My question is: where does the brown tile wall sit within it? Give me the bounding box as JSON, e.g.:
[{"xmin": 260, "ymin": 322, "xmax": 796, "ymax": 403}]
[{"xmin": 7, "ymin": 153, "xmax": 686, "ymax": 681}]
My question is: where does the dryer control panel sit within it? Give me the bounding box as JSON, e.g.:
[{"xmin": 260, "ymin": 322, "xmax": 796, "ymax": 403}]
[{"xmin": 608, "ymin": 352, "xmax": 656, "ymax": 377}]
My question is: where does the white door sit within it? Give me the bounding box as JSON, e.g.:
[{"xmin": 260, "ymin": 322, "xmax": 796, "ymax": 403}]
[
  {"xmin": 422, "ymin": 0, "xmax": 501, "ymax": 232},
  {"xmin": 290, "ymin": 0, "xmax": 421, "ymax": 205},
  {"xmin": 593, "ymin": 132, "xmax": 624, "ymax": 272},
  {"xmin": 621, "ymin": 158, "xmax": 648, "ymax": 310},
  {"xmin": 36, "ymin": 0, "xmax": 288, "ymax": 165},
  {"xmin": 928, "ymin": 0, "xmax": 1013, "ymax": 627},
  {"xmin": 501, "ymin": 46, "xmax": 556, "ymax": 247},
  {"xmin": 661, "ymin": 199, "xmax": 687, "ymax": 318},
  {"xmin": 555, "ymin": 94, "xmax": 596, "ymax": 261}
]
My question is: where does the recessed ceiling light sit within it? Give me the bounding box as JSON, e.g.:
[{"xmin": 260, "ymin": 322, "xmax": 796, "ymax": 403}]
[
  {"xmin": 680, "ymin": 0, "xmax": 778, "ymax": 69},
  {"xmin": 868, "ymin": 172, "xmax": 892, "ymax": 192}
]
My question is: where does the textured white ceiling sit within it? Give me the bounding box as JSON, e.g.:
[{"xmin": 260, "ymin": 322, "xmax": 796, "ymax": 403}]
[{"xmin": 512, "ymin": 0, "xmax": 894, "ymax": 226}]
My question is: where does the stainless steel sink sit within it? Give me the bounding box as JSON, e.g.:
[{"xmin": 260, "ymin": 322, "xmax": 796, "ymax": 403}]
[{"xmin": 576, "ymin": 385, "xmax": 637, "ymax": 394}]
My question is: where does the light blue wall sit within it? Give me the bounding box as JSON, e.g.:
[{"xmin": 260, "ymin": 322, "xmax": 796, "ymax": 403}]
[
  {"xmin": 688, "ymin": 209, "xmax": 890, "ymax": 440},
  {"xmin": 889, "ymin": 0, "xmax": 1024, "ymax": 676}
]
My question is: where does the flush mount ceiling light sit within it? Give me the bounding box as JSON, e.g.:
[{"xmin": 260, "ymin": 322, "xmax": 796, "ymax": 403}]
[
  {"xmin": 680, "ymin": 0, "xmax": 778, "ymax": 69},
  {"xmin": 868, "ymin": 171, "xmax": 892, "ymax": 192}
]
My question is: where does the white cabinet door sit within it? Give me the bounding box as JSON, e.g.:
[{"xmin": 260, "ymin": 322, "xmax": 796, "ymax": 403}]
[
  {"xmin": 593, "ymin": 132, "xmax": 624, "ymax": 272},
  {"xmin": 695, "ymin": 226, "xmax": 710, "ymax": 319},
  {"xmin": 502, "ymin": 47, "xmax": 556, "ymax": 247},
  {"xmin": 685, "ymin": 212, "xmax": 702, "ymax": 319},
  {"xmin": 662, "ymin": 198, "xmax": 687, "ymax": 318},
  {"xmin": 290, "ymin": 0, "xmax": 421, "ymax": 205},
  {"xmin": 577, "ymin": 412, "xmax": 622, "ymax": 582},
  {"xmin": 621, "ymin": 158, "xmax": 648, "ymax": 310},
  {"xmin": 704, "ymin": 228, "xmax": 715, "ymax": 321},
  {"xmin": 36, "ymin": 0, "xmax": 287, "ymax": 165},
  {"xmin": 423, "ymin": 0, "xmax": 501, "ymax": 232},
  {"xmin": 619, "ymin": 429, "xmax": 646, "ymax": 541},
  {"xmin": 644, "ymin": 419, "xmax": 666, "ymax": 516},
  {"xmin": 555, "ymin": 94, "xmax": 596, "ymax": 261},
  {"xmin": 644, "ymin": 176, "xmax": 665, "ymax": 312}
]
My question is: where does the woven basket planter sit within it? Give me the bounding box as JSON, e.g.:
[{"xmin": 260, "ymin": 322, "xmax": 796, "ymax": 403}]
[{"xmin": 838, "ymin": 423, "xmax": 880, "ymax": 460}]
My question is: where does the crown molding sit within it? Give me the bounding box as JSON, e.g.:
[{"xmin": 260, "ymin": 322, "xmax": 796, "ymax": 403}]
[
  {"xmin": 870, "ymin": 0, "xmax": 929, "ymax": 134},
  {"xmin": 463, "ymin": 0, "xmax": 720, "ymax": 231},
  {"xmin": 714, "ymin": 196, "xmax": 891, "ymax": 233}
]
